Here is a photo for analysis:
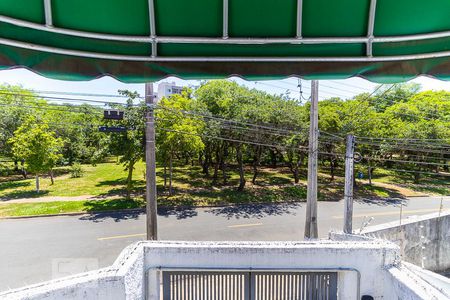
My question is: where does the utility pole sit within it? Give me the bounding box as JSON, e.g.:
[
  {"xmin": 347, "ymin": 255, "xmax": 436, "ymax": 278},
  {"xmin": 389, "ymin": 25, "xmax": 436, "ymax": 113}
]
[
  {"xmin": 304, "ymin": 80, "xmax": 319, "ymax": 239},
  {"xmin": 343, "ymin": 134, "xmax": 355, "ymax": 234},
  {"xmin": 145, "ymin": 83, "xmax": 158, "ymax": 240}
]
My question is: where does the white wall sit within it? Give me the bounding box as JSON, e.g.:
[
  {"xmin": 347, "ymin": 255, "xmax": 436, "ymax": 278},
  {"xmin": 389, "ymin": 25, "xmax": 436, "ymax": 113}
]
[
  {"xmin": 363, "ymin": 211, "xmax": 450, "ymax": 272},
  {"xmin": 142, "ymin": 240, "xmax": 399, "ymax": 299},
  {"xmin": 3, "ymin": 239, "xmax": 444, "ymax": 300}
]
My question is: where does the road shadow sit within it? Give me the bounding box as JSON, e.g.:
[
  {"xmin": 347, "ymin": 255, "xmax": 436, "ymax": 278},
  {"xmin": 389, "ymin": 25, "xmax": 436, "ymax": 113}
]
[
  {"xmin": 205, "ymin": 202, "xmax": 301, "ymax": 220},
  {"xmin": 78, "ymin": 199, "xmax": 144, "ymax": 222},
  {"xmin": 158, "ymin": 206, "xmax": 198, "ymax": 219},
  {"xmin": 78, "ymin": 209, "xmax": 144, "ymax": 223},
  {"xmin": 355, "ymin": 197, "xmax": 409, "ymax": 207}
]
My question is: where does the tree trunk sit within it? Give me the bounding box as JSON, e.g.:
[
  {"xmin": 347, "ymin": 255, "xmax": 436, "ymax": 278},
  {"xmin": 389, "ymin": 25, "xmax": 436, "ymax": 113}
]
[
  {"xmin": 21, "ymin": 160, "xmax": 27, "ymax": 179},
  {"xmin": 202, "ymin": 151, "xmax": 210, "ymax": 177},
  {"xmin": 330, "ymin": 158, "xmax": 335, "ymax": 181},
  {"xmin": 368, "ymin": 166, "xmax": 372, "ymax": 185},
  {"xmin": 413, "ymin": 171, "xmax": 420, "ymax": 184},
  {"xmin": 294, "ymin": 168, "xmax": 300, "ymax": 184},
  {"xmin": 126, "ymin": 161, "xmax": 135, "ymax": 199},
  {"xmin": 50, "ymin": 169, "xmax": 54, "ymax": 185},
  {"xmin": 290, "ymin": 152, "xmax": 304, "ymax": 184},
  {"xmin": 236, "ymin": 145, "xmax": 246, "ymax": 191},
  {"xmin": 222, "ymin": 160, "xmax": 227, "ymax": 184},
  {"xmin": 270, "ymin": 150, "xmax": 277, "ymax": 167},
  {"xmin": 222, "ymin": 144, "xmax": 228, "ymax": 184},
  {"xmin": 169, "ymin": 154, "xmax": 173, "ymax": 195},
  {"xmin": 163, "ymin": 162, "xmax": 167, "ymax": 189},
  {"xmin": 212, "ymin": 147, "xmax": 221, "ymax": 182},
  {"xmin": 252, "ymin": 146, "xmax": 262, "ymax": 185},
  {"xmin": 35, "ymin": 175, "xmax": 40, "ymax": 193}
]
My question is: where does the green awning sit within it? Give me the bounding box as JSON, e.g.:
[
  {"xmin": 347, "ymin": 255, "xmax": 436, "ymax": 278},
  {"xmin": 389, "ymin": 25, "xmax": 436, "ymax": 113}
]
[{"xmin": 0, "ymin": 0, "xmax": 449, "ymax": 83}]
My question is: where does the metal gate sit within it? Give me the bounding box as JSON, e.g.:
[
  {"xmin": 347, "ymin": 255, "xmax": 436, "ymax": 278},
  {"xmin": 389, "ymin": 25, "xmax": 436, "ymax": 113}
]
[{"xmin": 161, "ymin": 271, "xmax": 337, "ymax": 300}]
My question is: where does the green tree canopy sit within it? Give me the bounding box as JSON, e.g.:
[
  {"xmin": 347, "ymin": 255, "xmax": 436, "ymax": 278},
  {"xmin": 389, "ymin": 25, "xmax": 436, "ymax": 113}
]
[{"xmin": 8, "ymin": 117, "xmax": 63, "ymax": 191}]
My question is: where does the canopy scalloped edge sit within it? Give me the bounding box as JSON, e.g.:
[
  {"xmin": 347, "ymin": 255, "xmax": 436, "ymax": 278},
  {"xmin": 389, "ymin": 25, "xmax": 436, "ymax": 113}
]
[
  {"xmin": 0, "ymin": 0, "xmax": 449, "ymax": 83},
  {"xmin": 0, "ymin": 44, "xmax": 449, "ymax": 83}
]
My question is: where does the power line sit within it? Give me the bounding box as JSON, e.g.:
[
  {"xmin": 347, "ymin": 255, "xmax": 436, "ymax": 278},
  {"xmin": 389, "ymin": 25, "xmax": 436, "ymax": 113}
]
[
  {"xmin": 156, "ymin": 127, "xmax": 345, "ymax": 158},
  {"xmin": 355, "ymin": 137, "xmax": 450, "ymax": 150},
  {"xmin": 156, "ymin": 118, "xmax": 297, "ymax": 142},
  {"xmin": 367, "ymin": 93, "xmax": 449, "ymax": 120},
  {"xmin": 362, "ymin": 156, "xmax": 449, "ymax": 167},
  {"xmin": 320, "ymin": 131, "xmax": 345, "ymax": 141},
  {"xmin": 356, "ymin": 136, "xmax": 450, "ymax": 142},
  {"xmin": 155, "ymin": 117, "xmax": 301, "ymax": 140},
  {"xmin": 327, "ymin": 80, "xmax": 373, "ymax": 92},
  {"xmin": 31, "ymin": 90, "xmax": 144, "ymax": 99},
  {"xmin": 379, "ymin": 168, "xmax": 450, "ymax": 177},
  {"xmin": 358, "ymin": 150, "xmax": 447, "ymax": 163},
  {"xmin": 355, "ymin": 140, "xmax": 449, "ymax": 155},
  {"xmin": 156, "ymin": 127, "xmax": 308, "ymax": 151},
  {"xmin": 0, "ymin": 102, "xmax": 103, "ymax": 115},
  {"xmin": 255, "ymin": 81, "xmax": 350, "ymax": 99},
  {"xmin": 0, "ymin": 91, "xmax": 129, "ymax": 106},
  {"xmin": 273, "ymin": 79, "xmax": 355, "ymax": 97},
  {"xmin": 264, "ymin": 80, "xmax": 351, "ymax": 99},
  {"xmin": 154, "ymin": 104, "xmax": 307, "ymax": 135}
]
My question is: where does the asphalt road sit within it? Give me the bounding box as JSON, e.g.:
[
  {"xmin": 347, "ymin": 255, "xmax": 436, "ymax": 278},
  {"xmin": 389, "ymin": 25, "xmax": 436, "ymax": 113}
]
[{"xmin": 0, "ymin": 196, "xmax": 448, "ymax": 291}]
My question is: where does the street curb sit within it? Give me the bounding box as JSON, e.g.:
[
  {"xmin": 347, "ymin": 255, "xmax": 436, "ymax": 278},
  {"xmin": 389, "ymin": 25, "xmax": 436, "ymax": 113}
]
[{"xmin": 1, "ymin": 195, "xmax": 442, "ymax": 220}]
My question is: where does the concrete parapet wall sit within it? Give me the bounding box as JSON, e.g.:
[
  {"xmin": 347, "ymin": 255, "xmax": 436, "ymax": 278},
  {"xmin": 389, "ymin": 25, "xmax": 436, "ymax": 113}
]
[
  {"xmin": 362, "ymin": 210, "xmax": 450, "ymax": 272},
  {"xmin": 0, "ymin": 242, "xmax": 145, "ymax": 300},
  {"xmin": 4, "ymin": 240, "xmax": 445, "ymax": 300},
  {"xmin": 143, "ymin": 240, "xmax": 399, "ymax": 299},
  {"xmin": 385, "ymin": 263, "xmax": 450, "ymax": 300}
]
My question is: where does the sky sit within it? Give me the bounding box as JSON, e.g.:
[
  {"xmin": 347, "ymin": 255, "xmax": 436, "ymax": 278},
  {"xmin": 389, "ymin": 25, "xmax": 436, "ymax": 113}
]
[{"xmin": 0, "ymin": 68, "xmax": 449, "ymax": 105}]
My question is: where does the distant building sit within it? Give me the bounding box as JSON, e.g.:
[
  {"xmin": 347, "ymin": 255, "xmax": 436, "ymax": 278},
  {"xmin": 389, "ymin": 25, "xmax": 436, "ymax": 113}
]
[{"xmin": 156, "ymin": 82, "xmax": 183, "ymax": 101}]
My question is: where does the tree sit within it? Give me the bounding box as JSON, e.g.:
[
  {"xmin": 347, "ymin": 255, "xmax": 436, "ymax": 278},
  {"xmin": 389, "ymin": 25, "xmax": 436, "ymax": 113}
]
[
  {"xmin": 9, "ymin": 118, "xmax": 63, "ymax": 192},
  {"xmin": 156, "ymin": 93, "xmax": 204, "ymax": 195},
  {"xmin": 0, "ymin": 85, "xmax": 41, "ymax": 176},
  {"xmin": 45, "ymin": 103, "xmax": 109, "ymax": 165},
  {"xmin": 107, "ymin": 90, "xmax": 146, "ymax": 199},
  {"xmin": 318, "ymin": 98, "xmax": 344, "ymax": 181}
]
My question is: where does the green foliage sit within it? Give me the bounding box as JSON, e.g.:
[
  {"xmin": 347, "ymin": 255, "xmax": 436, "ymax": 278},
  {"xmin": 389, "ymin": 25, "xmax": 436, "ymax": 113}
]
[
  {"xmin": 0, "ymin": 85, "xmax": 43, "ymax": 157},
  {"xmin": 0, "ymin": 81, "xmax": 448, "ymax": 200},
  {"xmin": 70, "ymin": 163, "xmax": 84, "ymax": 178},
  {"xmin": 8, "ymin": 118, "xmax": 63, "ymax": 175},
  {"xmin": 0, "ymin": 198, "xmax": 143, "ymax": 217},
  {"xmin": 156, "ymin": 93, "xmax": 205, "ymax": 161},
  {"xmin": 106, "ymin": 90, "xmax": 146, "ymax": 198}
]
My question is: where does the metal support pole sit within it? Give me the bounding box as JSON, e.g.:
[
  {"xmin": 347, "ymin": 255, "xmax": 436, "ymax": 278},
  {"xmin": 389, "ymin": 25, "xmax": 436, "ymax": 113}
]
[
  {"xmin": 145, "ymin": 83, "xmax": 158, "ymax": 240},
  {"xmin": 304, "ymin": 80, "xmax": 319, "ymax": 239},
  {"xmin": 343, "ymin": 134, "xmax": 355, "ymax": 234}
]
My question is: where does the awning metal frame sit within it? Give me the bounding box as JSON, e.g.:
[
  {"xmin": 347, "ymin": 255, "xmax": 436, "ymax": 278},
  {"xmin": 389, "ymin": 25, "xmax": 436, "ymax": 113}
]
[{"xmin": 0, "ymin": 0, "xmax": 449, "ymax": 62}]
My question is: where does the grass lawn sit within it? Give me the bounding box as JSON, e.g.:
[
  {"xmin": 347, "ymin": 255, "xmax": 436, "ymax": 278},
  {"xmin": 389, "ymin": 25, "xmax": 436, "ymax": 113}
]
[
  {"xmin": 0, "ymin": 162, "xmax": 146, "ymax": 199},
  {"xmin": 0, "ymin": 160, "xmax": 448, "ymax": 217},
  {"xmin": 0, "ymin": 198, "xmax": 143, "ymax": 217}
]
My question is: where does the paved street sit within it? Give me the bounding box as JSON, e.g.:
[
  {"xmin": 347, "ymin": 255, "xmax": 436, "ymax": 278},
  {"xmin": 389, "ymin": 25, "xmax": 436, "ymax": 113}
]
[{"xmin": 0, "ymin": 196, "xmax": 448, "ymax": 291}]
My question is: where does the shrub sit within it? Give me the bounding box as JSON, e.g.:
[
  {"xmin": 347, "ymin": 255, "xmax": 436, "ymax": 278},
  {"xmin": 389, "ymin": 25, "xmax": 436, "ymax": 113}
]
[{"xmin": 70, "ymin": 163, "xmax": 84, "ymax": 178}]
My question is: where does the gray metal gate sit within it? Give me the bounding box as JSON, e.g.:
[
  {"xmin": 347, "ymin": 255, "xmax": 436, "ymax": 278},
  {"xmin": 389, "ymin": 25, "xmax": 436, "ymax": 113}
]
[{"xmin": 162, "ymin": 271, "xmax": 337, "ymax": 300}]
